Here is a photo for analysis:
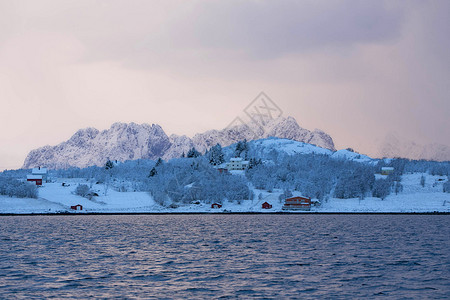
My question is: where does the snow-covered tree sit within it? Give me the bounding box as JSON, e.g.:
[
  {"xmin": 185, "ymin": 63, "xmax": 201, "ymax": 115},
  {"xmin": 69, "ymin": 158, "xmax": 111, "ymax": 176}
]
[
  {"xmin": 75, "ymin": 184, "xmax": 91, "ymax": 198},
  {"xmin": 0, "ymin": 177, "xmax": 38, "ymax": 198},
  {"xmin": 234, "ymin": 139, "xmax": 248, "ymax": 157},
  {"xmin": 208, "ymin": 144, "xmax": 225, "ymax": 166},
  {"xmin": 372, "ymin": 179, "xmax": 390, "ymax": 200},
  {"xmin": 148, "ymin": 167, "xmax": 157, "ymax": 177},
  {"xmin": 187, "ymin": 147, "xmax": 201, "ymax": 158},
  {"xmin": 393, "ymin": 181, "xmax": 403, "ymax": 195},
  {"xmin": 155, "ymin": 158, "xmax": 164, "ymax": 167},
  {"xmin": 334, "ymin": 167, "xmax": 374, "ymax": 199},
  {"xmin": 420, "ymin": 175, "xmax": 426, "ymax": 187},
  {"xmin": 443, "ymin": 179, "xmax": 450, "ymax": 193},
  {"xmin": 278, "ymin": 189, "xmax": 293, "ymax": 202},
  {"xmin": 105, "ymin": 159, "xmax": 114, "ymax": 170},
  {"xmin": 253, "ymin": 158, "xmax": 262, "ymax": 169}
]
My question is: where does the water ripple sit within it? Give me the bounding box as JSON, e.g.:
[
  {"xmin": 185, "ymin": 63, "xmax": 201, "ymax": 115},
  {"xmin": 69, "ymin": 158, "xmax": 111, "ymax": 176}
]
[{"xmin": 0, "ymin": 215, "xmax": 449, "ymax": 298}]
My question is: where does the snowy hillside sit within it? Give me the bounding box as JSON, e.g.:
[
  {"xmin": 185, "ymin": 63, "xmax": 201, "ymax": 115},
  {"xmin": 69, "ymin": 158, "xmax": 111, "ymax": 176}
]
[
  {"xmin": 3, "ymin": 136, "xmax": 450, "ymax": 214},
  {"xmin": 23, "ymin": 116, "xmax": 335, "ymax": 169},
  {"xmin": 224, "ymin": 138, "xmax": 374, "ymax": 163},
  {"xmin": 331, "ymin": 149, "xmax": 373, "ymax": 163},
  {"xmin": 0, "ymin": 173, "xmax": 448, "ymax": 214},
  {"xmin": 248, "ymin": 138, "xmax": 333, "ymax": 156}
]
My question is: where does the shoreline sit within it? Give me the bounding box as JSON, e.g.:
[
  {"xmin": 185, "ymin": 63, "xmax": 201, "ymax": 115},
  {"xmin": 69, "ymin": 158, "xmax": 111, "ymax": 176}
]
[{"xmin": 1, "ymin": 211, "xmax": 449, "ymax": 216}]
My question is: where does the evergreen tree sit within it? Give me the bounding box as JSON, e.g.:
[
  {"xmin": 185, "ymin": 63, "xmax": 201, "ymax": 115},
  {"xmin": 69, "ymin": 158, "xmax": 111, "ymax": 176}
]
[
  {"xmin": 248, "ymin": 158, "xmax": 263, "ymax": 169},
  {"xmin": 187, "ymin": 147, "xmax": 201, "ymax": 158},
  {"xmin": 148, "ymin": 167, "xmax": 157, "ymax": 177},
  {"xmin": 234, "ymin": 141, "xmax": 242, "ymax": 157},
  {"xmin": 242, "ymin": 139, "xmax": 248, "ymax": 151},
  {"xmin": 248, "ymin": 158, "xmax": 255, "ymax": 169},
  {"xmin": 234, "ymin": 139, "xmax": 249, "ymax": 157},
  {"xmin": 208, "ymin": 144, "xmax": 225, "ymax": 165},
  {"xmin": 105, "ymin": 160, "xmax": 114, "ymax": 170},
  {"xmin": 155, "ymin": 158, "xmax": 164, "ymax": 167}
]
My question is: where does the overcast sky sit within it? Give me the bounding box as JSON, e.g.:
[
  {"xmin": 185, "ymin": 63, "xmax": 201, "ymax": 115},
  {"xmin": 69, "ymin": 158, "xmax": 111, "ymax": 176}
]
[{"xmin": 0, "ymin": 0, "xmax": 449, "ymax": 169}]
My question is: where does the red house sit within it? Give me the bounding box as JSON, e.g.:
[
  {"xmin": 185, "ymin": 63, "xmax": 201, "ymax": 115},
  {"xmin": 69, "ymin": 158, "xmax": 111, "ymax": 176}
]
[
  {"xmin": 262, "ymin": 202, "xmax": 272, "ymax": 209},
  {"xmin": 282, "ymin": 196, "xmax": 311, "ymax": 211},
  {"xmin": 211, "ymin": 203, "xmax": 222, "ymax": 209},
  {"xmin": 217, "ymin": 168, "xmax": 229, "ymax": 174},
  {"xmin": 26, "ymin": 175, "xmax": 43, "ymax": 186},
  {"xmin": 70, "ymin": 204, "xmax": 83, "ymax": 211}
]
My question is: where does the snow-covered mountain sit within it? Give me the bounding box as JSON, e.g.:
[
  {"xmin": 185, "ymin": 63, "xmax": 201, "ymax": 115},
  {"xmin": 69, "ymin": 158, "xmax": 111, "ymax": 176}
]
[
  {"xmin": 379, "ymin": 133, "xmax": 450, "ymax": 162},
  {"xmin": 23, "ymin": 123, "xmax": 171, "ymax": 169},
  {"xmin": 23, "ymin": 116, "xmax": 336, "ymax": 169},
  {"xmin": 163, "ymin": 116, "xmax": 335, "ymax": 159}
]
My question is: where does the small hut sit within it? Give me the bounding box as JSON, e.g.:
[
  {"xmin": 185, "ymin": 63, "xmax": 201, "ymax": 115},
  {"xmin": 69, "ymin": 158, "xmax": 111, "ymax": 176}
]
[
  {"xmin": 70, "ymin": 204, "xmax": 83, "ymax": 211},
  {"xmin": 262, "ymin": 202, "xmax": 272, "ymax": 209}
]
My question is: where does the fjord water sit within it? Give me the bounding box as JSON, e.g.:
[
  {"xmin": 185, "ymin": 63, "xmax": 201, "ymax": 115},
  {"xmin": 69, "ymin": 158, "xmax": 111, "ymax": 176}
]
[{"xmin": 0, "ymin": 215, "xmax": 449, "ymax": 299}]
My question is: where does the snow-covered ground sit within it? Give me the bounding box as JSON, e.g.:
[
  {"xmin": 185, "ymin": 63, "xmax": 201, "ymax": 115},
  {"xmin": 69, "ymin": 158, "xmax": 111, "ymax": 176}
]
[
  {"xmin": 318, "ymin": 193, "xmax": 448, "ymax": 213},
  {"xmin": 0, "ymin": 179, "xmax": 156, "ymax": 214},
  {"xmin": 0, "ymin": 173, "xmax": 449, "ymax": 214},
  {"xmin": 318, "ymin": 173, "xmax": 449, "ymax": 213}
]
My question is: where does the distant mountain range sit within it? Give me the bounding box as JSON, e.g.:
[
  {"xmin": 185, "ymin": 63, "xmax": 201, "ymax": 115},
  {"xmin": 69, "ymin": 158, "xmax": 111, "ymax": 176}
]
[
  {"xmin": 379, "ymin": 133, "xmax": 450, "ymax": 162},
  {"xmin": 23, "ymin": 116, "xmax": 336, "ymax": 169}
]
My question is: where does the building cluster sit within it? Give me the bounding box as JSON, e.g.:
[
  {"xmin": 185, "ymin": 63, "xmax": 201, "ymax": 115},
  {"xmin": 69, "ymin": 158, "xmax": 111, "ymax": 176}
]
[
  {"xmin": 210, "ymin": 197, "xmax": 313, "ymax": 211},
  {"xmin": 25, "ymin": 160, "xmax": 319, "ymax": 213},
  {"xmin": 212, "ymin": 158, "xmax": 315, "ymax": 211}
]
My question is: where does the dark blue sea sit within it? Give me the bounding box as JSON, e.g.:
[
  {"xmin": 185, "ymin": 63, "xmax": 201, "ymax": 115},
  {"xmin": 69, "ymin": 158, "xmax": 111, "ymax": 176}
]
[{"xmin": 0, "ymin": 215, "xmax": 449, "ymax": 299}]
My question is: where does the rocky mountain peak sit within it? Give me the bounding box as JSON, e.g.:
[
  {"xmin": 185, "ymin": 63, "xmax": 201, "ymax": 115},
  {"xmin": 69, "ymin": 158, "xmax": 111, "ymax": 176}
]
[{"xmin": 22, "ymin": 116, "xmax": 336, "ymax": 169}]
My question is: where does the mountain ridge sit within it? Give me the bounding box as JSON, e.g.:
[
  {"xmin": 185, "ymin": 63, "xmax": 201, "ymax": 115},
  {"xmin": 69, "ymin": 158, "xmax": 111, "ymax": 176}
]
[
  {"xmin": 22, "ymin": 116, "xmax": 336, "ymax": 169},
  {"xmin": 379, "ymin": 133, "xmax": 450, "ymax": 162}
]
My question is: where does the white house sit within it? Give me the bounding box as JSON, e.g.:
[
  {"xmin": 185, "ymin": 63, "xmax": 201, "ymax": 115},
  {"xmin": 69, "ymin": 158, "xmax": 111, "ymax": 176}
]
[
  {"xmin": 226, "ymin": 157, "xmax": 249, "ymax": 171},
  {"xmin": 32, "ymin": 167, "xmax": 48, "ymax": 182}
]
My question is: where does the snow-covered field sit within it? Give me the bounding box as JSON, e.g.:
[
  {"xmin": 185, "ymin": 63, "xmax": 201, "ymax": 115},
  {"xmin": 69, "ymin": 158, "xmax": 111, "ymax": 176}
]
[
  {"xmin": 0, "ymin": 173, "xmax": 449, "ymax": 214},
  {"xmin": 319, "ymin": 173, "xmax": 449, "ymax": 213}
]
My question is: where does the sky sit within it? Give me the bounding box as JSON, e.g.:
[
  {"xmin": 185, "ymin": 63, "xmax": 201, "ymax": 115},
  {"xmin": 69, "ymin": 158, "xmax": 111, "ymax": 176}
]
[{"xmin": 0, "ymin": 0, "xmax": 449, "ymax": 169}]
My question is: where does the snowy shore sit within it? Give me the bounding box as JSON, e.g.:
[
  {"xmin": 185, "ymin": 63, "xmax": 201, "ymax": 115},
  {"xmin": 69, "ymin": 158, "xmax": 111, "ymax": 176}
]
[{"xmin": 1, "ymin": 173, "xmax": 449, "ymax": 214}]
